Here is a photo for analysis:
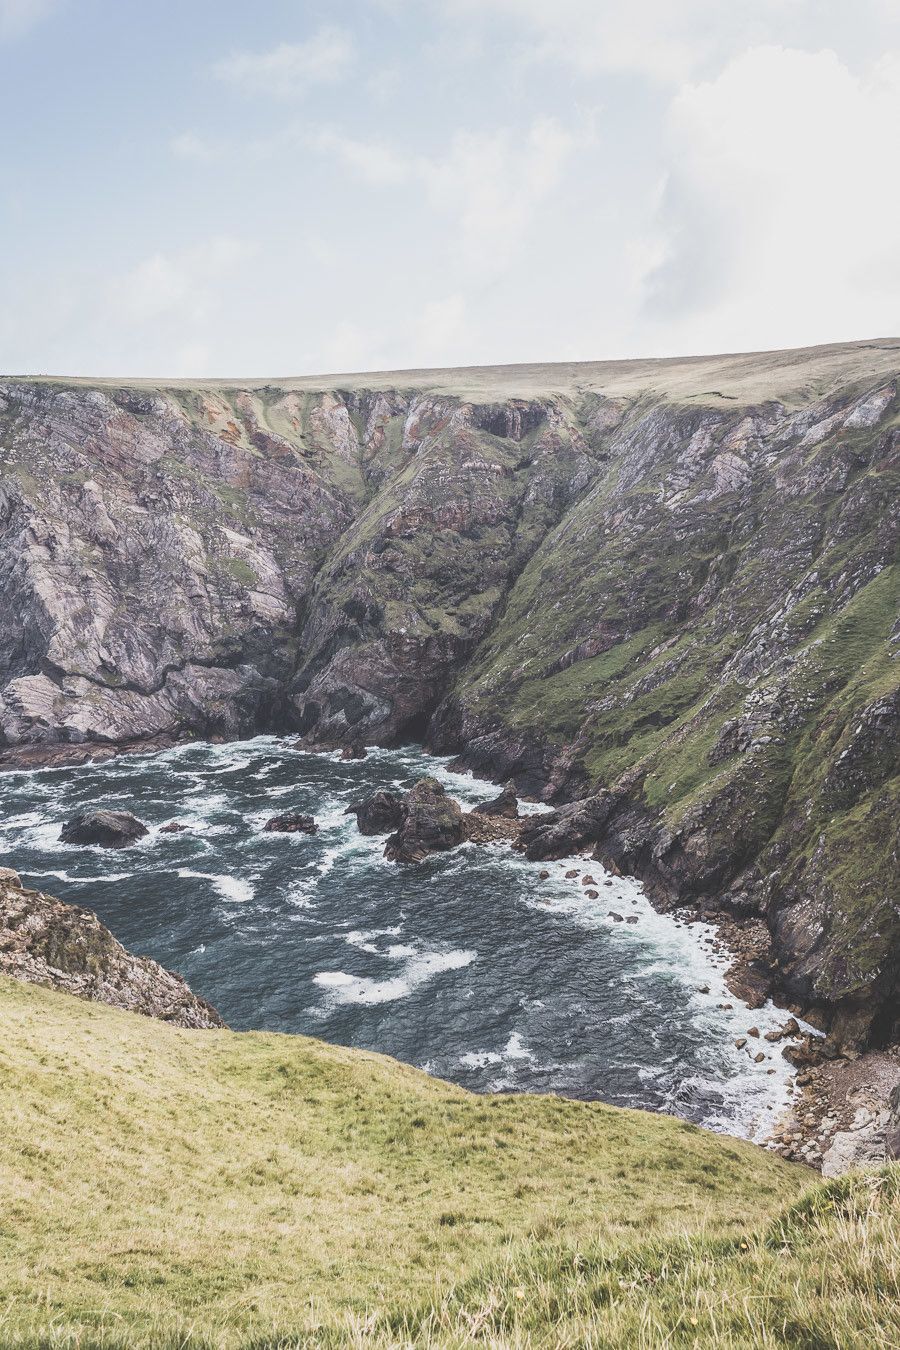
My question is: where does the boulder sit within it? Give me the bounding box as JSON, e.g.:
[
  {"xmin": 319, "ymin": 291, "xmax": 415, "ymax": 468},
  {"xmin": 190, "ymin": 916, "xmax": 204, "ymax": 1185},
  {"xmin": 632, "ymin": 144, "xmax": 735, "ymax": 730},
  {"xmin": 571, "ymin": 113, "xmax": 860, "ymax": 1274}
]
[
  {"xmin": 473, "ymin": 783, "xmax": 519, "ymax": 819},
  {"xmin": 384, "ymin": 778, "xmax": 465, "ymax": 864},
  {"xmin": 0, "ymin": 867, "xmax": 22, "ymax": 887},
  {"xmin": 517, "ymin": 795, "xmax": 613, "ymax": 861},
  {"xmin": 340, "ymin": 741, "xmax": 368, "ymax": 761},
  {"xmin": 160, "ymin": 822, "xmax": 189, "ymax": 834},
  {"xmin": 263, "ymin": 812, "xmax": 318, "ymax": 835},
  {"xmin": 60, "ymin": 810, "xmax": 148, "ymax": 848},
  {"xmin": 346, "ymin": 790, "xmax": 407, "ymax": 835}
]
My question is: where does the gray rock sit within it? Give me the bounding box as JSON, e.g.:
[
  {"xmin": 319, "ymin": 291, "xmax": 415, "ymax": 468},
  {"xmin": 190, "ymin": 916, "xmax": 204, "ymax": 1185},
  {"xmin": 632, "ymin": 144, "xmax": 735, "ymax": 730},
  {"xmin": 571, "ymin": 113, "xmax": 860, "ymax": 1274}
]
[{"xmin": 60, "ymin": 810, "xmax": 148, "ymax": 848}]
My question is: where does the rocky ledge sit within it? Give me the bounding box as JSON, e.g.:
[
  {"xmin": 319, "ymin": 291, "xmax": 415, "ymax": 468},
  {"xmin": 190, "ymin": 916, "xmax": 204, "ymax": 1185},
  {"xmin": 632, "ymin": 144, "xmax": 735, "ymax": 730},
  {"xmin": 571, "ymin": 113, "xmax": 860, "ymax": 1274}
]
[{"xmin": 0, "ymin": 868, "xmax": 223, "ymax": 1028}]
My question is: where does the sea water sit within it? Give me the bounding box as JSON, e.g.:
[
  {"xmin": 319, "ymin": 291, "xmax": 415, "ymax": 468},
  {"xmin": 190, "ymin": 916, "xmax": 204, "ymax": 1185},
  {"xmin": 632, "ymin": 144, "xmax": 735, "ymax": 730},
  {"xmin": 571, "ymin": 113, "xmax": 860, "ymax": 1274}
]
[{"xmin": 0, "ymin": 735, "xmax": 801, "ymax": 1138}]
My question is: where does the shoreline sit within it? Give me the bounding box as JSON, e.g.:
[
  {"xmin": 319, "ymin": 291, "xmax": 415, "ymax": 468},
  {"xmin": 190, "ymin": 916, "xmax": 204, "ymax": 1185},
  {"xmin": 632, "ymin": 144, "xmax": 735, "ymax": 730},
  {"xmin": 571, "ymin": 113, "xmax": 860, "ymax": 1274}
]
[{"xmin": 2, "ymin": 728, "xmax": 894, "ymax": 1169}]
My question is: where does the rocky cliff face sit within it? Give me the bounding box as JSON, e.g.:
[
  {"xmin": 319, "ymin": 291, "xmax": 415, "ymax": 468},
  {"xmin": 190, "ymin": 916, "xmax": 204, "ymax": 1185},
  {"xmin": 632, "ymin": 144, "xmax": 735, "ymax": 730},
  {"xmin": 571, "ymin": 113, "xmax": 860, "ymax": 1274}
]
[
  {"xmin": 0, "ymin": 342, "xmax": 897, "ymax": 1046},
  {"xmin": 0, "ymin": 869, "xmax": 223, "ymax": 1027}
]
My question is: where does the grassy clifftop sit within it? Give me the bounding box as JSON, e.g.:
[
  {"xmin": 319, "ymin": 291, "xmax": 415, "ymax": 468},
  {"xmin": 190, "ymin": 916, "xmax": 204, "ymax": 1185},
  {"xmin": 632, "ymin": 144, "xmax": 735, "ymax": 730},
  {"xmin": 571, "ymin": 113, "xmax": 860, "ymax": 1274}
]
[{"xmin": 2, "ymin": 976, "xmax": 898, "ymax": 1347}]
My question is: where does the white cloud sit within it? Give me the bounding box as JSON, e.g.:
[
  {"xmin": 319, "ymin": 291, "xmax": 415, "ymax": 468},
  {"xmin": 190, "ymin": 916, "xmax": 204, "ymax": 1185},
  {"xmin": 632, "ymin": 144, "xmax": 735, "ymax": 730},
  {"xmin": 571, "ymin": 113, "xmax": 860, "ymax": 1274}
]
[
  {"xmin": 114, "ymin": 236, "xmax": 254, "ymax": 325},
  {"xmin": 438, "ymin": 0, "xmax": 895, "ymax": 84},
  {"xmin": 308, "ymin": 129, "xmax": 411, "ymax": 185},
  {"xmin": 309, "ymin": 117, "xmax": 581, "ymax": 273},
  {"xmin": 0, "ymin": 0, "xmax": 54, "ymax": 39},
  {"xmin": 170, "ymin": 132, "xmax": 215, "ymax": 162},
  {"xmin": 214, "ymin": 26, "xmax": 354, "ymax": 98},
  {"xmin": 642, "ymin": 46, "xmax": 900, "ymax": 348}
]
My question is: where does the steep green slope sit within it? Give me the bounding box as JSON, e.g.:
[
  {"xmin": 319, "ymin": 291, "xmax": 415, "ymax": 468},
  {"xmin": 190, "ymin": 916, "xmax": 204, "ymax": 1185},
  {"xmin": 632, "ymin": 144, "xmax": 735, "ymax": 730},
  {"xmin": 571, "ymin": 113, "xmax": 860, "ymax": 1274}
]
[{"xmin": 0, "ymin": 975, "xmax": 803, "ymax": 1347}]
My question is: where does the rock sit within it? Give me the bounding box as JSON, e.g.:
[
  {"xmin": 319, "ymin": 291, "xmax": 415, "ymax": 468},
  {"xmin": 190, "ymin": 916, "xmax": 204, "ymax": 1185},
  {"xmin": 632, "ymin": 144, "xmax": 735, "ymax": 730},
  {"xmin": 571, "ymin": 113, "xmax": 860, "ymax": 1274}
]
[
  {"xmin": 472, "ymin": 783, "xmax": 519, "ymax": 819},
  {"xmin": 754, "ymin": 1052, "xmax": 766, "ymax": 1064},
  {"xmin": 735, "ymin": 1038, "xmax": 747, "ymax": 1049},
  {"xmin": 565, "ymin": 870, "xmax": 579, "ymax": 879},
  {"xmin": 346, "ymin": 791, "xmax": 407, "ymax": 835},
  {"xmin": 609, "ymin": 912, "xmax": 624, "ymax": 922},
  {"xmin": 263, "ymin": 812, "xmax": 318, "ymax": 835},
  {"xmin": 0, "ymin": 867, "xmax": 22, "ymax": 887},
  {"xmin": 697, "ymin": 985, "xmax": 710, "ymax": 995},
  {"xmin": 748, "ymin": 1027, "xmax": 760, "ymax": 1038},
  {"xmin": 581, "ymin": 875, "xmax": 596, "ymax": 886},
  {"xmin": 60, "ymin": 810, "xmax": 148, "ymax": 849},
  {"xmin": 160, "ymin": 822, "xmax": 189, "ymax": 834},
  {"xmin": 625, "ymin": 915, "xmax": 639, "ymax": 924},
  {"xmin": 887, "ymin": 1084, "xmax": 900, "ymax": 1161},
  {"xmin": 585, "ymin": 889, "xmax": 599, "ymax": 899},
  {"xmin": 517, "ymin": 796, "xmax": 613, "ymax": 862},
  {"xmin": 0, "ymin": 874, "xmax": 223, "ymax": 1028},
  {"xmin": 339, "ymin": 741, "xmax": 368, "ymax": 761},
  {"xmin": 538, "ymin": 869, "xmax": 550, "ymax": 880},
  {"xmin": 384, "ymin": 778, "xmax": 465, "ymax": 864}
]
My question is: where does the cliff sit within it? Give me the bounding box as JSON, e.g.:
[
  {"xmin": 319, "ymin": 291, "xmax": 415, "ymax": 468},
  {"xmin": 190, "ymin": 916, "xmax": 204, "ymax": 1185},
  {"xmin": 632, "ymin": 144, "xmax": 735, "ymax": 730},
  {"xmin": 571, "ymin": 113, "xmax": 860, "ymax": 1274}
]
[
  {"xmin": 0, "ymin": 339, "xmax": 897, "ymax": 1046},
  {"xmin": 0, "ymin": 869, "xmax": 223, "ymax": 1028}
]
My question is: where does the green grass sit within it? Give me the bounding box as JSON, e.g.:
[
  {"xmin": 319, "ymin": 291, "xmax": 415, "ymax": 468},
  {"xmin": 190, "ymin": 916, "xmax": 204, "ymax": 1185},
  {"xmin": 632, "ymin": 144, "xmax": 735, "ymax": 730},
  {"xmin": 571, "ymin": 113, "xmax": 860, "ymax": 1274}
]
[{"xmin": 0, "ymin": 976, "xmax": 816, "ymax": 1347}]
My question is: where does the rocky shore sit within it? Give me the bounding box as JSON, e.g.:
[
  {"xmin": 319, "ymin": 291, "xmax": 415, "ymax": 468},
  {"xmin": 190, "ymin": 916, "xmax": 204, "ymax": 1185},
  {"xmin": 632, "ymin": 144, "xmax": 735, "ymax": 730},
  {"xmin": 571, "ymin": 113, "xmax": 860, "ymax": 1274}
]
[{"xmin": 0, "ymin": 868, "xmax": 224, "ymax": 1028}]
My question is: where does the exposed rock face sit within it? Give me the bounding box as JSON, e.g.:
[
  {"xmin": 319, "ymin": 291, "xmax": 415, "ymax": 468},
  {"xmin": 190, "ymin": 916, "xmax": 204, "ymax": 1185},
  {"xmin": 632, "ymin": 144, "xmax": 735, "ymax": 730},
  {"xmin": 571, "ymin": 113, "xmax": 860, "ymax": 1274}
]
[
  {"xmin": 0, "ymin": 873, "xmax": 223, "ymax": 1027},
  {"xmin": 0, "ymin": 342, "xmax": 898, "ymax": 1046},
  {"xmin": 472, "ymin": 782, "xmax": 519, "ymax": 818},
  {"xmin": 383, "ymin": 778, "xmax": 465, "ymax": 863},
  {"xmin": 346, "ymin": 790, "xmax": 407, "ymax": 835},
  {"xmin": 262, "ymin": 811, "xmax": 317, "ymax": 834},
  {"xmin": 60, "ymin": 809, "xmax": 148, "ymax": 848}
]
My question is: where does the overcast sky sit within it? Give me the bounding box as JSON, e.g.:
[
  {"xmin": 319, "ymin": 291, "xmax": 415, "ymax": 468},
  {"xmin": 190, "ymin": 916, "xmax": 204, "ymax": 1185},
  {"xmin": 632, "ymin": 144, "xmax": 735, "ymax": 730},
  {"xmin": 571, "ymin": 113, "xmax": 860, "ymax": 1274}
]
[{"xmin": 1, "ymin": 0, "xmax": 899, "ymax": 376}]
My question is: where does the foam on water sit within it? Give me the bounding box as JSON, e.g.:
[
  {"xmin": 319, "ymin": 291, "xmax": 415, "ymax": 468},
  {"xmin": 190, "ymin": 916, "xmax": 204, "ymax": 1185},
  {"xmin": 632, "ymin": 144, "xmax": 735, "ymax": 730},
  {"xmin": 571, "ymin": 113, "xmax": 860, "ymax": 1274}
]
[{"xmin": 312, "ymin": 946, "xmax": 476, "ymax": 1008}]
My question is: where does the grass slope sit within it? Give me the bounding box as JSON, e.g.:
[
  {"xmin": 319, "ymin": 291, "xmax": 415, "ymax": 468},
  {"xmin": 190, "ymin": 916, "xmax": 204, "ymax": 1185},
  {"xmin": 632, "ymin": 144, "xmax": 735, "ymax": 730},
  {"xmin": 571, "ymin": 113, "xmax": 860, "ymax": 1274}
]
[{"xmin": 1, "ymin": 979, "xmax": 897, "ymax": 1347}]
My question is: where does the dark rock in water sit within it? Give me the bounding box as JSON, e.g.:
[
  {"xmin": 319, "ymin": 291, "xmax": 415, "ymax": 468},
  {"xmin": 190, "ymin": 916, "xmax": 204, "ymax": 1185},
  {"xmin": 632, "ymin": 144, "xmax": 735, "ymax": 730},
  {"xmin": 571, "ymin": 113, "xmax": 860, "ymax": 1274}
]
[
  {"xmin": 340, "ymin": 741, "xmax": 368, "ymax": 761},
  {"xmin": 539, "ymin": 869, "xmax": 550, "ymax": 880},
  {"xmin": 585, "ymin": 888, "xmax": 599, "ymax": 899},
  {"xmin": 610, "ymin": 912, "xmax": 624, "ymax": 922},
  {"xmin": 473, "ymin": 783, "xmax": 519, "ymax": 819},
  {"xmin": 160, "ymin": 821, "xmax": 189, "ymax": 834},
  {"xmin": 346, "ymin": 790, "xmax": 407, "ymax": 835},
  {"xmin": 517, "ymin": 795, "xmax": 613, "ymax": 861},
  {"xmin": 60, "ymin": 810, "xmax": 148, "ymax": 849},
  {"xmin": 384, "ymin": 778, "xmax": 465, "ymax": 864},
  {"xmin": 625, "ymin": 915, "xmax": 639, "ymax": 924},
  {"xmin": 263, "ymin": 812, "xmax": 318, "ymax": 835}
]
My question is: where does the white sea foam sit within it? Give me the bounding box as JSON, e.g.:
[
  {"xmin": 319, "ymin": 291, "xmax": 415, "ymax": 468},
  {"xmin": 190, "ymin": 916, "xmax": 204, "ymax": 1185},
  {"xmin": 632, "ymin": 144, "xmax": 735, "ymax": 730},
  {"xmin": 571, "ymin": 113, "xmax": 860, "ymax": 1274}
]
[
  {"xmin": 176, "ymin": 868, "xmax": 253, "ymax": 904},
  {"xmin": 312, "ymin": 947, "xmax": 475, "ymax": 1007}
]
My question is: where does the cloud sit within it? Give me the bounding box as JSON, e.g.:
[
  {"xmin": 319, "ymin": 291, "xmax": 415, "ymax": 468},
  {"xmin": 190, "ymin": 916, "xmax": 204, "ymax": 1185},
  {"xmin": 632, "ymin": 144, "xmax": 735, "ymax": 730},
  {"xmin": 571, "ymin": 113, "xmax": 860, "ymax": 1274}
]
[
  {"xmin": 308, "ymin": 129, "xmax": 411, "ymax": 185},
  {"xmin": 214, "ymin": 26, "xmax": 354, "ymax": 98},
  {"xmin": 310, "ymin": 117, "xmax": 580, "ymax": 272},
  {"xmin": 114, "ymin": 236, "xmax": 254, "ymax": 324},
  {"xmin": 170, "ymin": 132, "xmax": 215, "ymax": 163},
  {"xmin": 641, "ymin": 46, "xmax": 900, "ymax": 347},
  {"xmin": 438, "ymin": 0, "xmax": 896, "ymax": 84},
  {"xmin": 0, "ymin": 0, "xmax": 54, "ymax": 39}
]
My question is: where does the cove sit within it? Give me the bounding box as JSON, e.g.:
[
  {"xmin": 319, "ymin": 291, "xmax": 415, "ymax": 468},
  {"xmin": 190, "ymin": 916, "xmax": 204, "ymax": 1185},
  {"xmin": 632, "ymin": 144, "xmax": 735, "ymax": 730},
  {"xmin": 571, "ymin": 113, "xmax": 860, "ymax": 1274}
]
[{"xmin": 0, "ymin": 735, "xmax": 802, "ymax": 1139}]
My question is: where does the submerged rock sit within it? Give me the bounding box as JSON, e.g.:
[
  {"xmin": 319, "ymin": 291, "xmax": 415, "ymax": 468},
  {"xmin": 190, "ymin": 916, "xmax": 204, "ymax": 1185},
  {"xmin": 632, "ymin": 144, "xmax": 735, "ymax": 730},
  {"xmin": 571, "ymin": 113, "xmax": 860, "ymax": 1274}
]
[
  {"xmin": 263, "ymin": 812, "xmax": 318, "ymax": 835},
  {"xmin": 60, "ymin": 810, "xmax": 148, "ymax": 849},
  {"xmin": 346, "ymin": 790, "xmax": 407, "ymax": 835},
  {"xmin": 384, "ymin": 778, "xmax": 465, "ymax": 864},
  {"xmin": 160, "ymin": 821, "xmax": 189, "ymax": 834}
]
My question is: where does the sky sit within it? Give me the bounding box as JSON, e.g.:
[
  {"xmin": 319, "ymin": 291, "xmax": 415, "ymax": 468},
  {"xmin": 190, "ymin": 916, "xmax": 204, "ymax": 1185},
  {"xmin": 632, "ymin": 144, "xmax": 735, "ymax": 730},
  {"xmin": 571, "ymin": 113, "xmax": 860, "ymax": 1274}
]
[{"xmin": 1, "ymin": 0, "xmax": 899, "ymax": 377}]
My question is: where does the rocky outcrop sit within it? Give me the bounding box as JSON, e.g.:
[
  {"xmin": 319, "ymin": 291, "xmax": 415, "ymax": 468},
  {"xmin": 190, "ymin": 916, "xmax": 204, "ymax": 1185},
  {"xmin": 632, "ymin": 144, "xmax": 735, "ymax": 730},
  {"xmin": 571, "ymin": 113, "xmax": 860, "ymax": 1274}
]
[
  {"xmin": 472, "ymin": 782, "xmax": 519, "ymax": 818},
  {"xmin": 60, "ymin": 809, "xmax": 148, "ymax": 848},
  {"xmin": 0, "ymin": 342, "xmax": 898, "ymax": 1047},
  {"xmin": 0, "ymin": 871, "xmax": 223, "ymax": 1027},
  {"xmin": 262, "ymin": 811, "xmax": 317, "ymax": 834},
  {"xmin": 383, "ymin": 778, "xmax": 466, "ymax": 863},
  {"xmin": 345, "ymin": 790, "xmax": 407, "ymax": 835}
]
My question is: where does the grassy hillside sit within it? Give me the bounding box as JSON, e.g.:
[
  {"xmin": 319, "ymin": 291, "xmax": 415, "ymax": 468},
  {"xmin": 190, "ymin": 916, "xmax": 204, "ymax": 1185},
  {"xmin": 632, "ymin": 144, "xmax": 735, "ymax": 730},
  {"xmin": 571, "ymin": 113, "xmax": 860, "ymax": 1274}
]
[{"xmin": 1, "ymin": 978, "xmax": 898, "ymax": 1347}]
